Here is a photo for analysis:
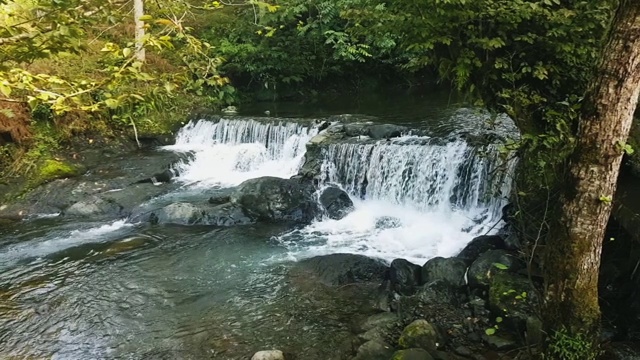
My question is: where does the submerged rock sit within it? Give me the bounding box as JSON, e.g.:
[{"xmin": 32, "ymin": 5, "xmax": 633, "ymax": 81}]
[
  {"xmin": 230, "ymin": 176, "xmax": 318, "ymax": 223},
  {"xmin": 295, "ymin": 253, "xmax": 388, "ymax": 286},
  {"xmin": 319, "ymin": 186, "xmax": 354, "ymax": 220},
  {"xmin": 251, "ymin": 350, "xmax": 285, "ymax": 360},
  {"xmin": 149, "ymin": 202, "xmax": 204, "ymax": 225}
]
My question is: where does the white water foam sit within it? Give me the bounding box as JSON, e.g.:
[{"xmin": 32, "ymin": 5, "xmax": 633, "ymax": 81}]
[
  {"xmin": 0, "ymin": 220, "xmax": 133, "ymax": 268},
  {"xmin": 280, "ymin": 136, "xmax": 516, "ymax": 265},
  {"xmin": 163, "ymin": 119, "xmax": 317, "ymax": 187}
]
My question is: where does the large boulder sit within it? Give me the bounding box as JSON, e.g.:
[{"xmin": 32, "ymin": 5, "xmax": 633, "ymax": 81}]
[
  {"xmin": 421, "ymin": 257, "xmax": 467, "ymax": 288},
  {"xmin": 390, "ymin": 259, "xmax": 422, "ymax": 295},
  {"xmin": 294, "ymin": 253, "xmax": 388, "ymax": 286},
  {"xmin": 319, "ymin": 186, "xmax": 354, "ymax": 220},
  {"xmin": 230, "ymin": 176, "xmax": 318, "ymax": 223},
  {"xmin": 456, "ymin": 235, "xmax": 505, "ymax": 265},
  {"xmin": 467, "ymin": 250, "xmax": 521, "ymax": 288}
]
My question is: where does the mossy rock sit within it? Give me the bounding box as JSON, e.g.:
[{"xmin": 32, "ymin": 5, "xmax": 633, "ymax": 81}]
[
  {"xmin": 488, "ymin": 272, "xmax": 537, "ymax": 331},
  {"xmin": 36, "ymin": 159, "xmax": 81, "ymax": 184},
  {"xmin": 398, "ymin": 319, "xmax": 438, "ymax": 351},
  {"xmin": 392, "ymin": 348, "xmax": 434, "ymax": 360}
]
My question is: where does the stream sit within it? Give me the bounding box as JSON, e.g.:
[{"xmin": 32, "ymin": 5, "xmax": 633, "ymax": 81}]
[{"xmin": 0, "ymin": 90, "xmax": 518, "ymax": 359}]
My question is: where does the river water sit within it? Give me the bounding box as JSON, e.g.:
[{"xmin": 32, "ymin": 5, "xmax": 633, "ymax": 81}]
[{"xmin": 0, "ymin": 90, "xmax": 518, "ymax": 359}]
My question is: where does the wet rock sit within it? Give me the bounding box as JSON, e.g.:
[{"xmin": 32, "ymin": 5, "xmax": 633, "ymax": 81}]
[
  {"xmin": 65, "ymin": 196, "xmax": 121, "ymax": 217},
  {"xmin": 376, "ymin": 216, "xmax": 402, "ymax": 229},
  {"xmin": 421, "ymin": 257, "xmax": 467, "ymax": 288},
  {"xmin": 208, "ymin": 194, "xmax": 231, "ymax": 205},
  {"xmin": 398, "ymin": 319, "xmax": 439, "ymax": 352},
  {"xmin": 345, "ymin": 123, "xmax": 372, "ymax": 137},
  {"xmin": 251, "ymin": 350, "xmax": 285, "ymax": 360},
  {"xmin": 203, "ymin": 203, "xmax": 253, "ymax": 226},
  {"xmin": 416, "ymin": 280, "xmax": 462, "ymax": 306},
  {"xmin": 456, "ymin": 235, "xmax": 505, "ymax": 265},
  {"xmin": 353, "ymin": 340, "xmax": 394, "ymax": 360},
  {"xmin": 391, "ymin": 348, "xmax": 434, "ymax": 360},
  {"xmin": 230, "ymin": 176, "xmax": 318, "ymax": 223},
  {"xmin": 368, "ymin": 124, "xmax": 408, "ymax": 140},
  {"xmin": 481, "ymin": 334, "xmax": 517, "ymax": 350},
  {"xmin": 327, "ymin": 114, "xmax": 379, "ymax": 124},
  {"xmin": 390, "ymin": 259, "xmax": 422, "ymax": 295},
  {"xmin": 149, "ymin": 202, "xmax": 202, "ymax": 225},
  {"xmin": 467, "ymin": 250, "xmax": 520, "ymax": 288},
  {"xmin": 319, "ymin": 186, "xmax": 354, "ymax": 220},
  {"xmin": 295, "ymin": 253, "xmax": 388, "ymax": 286},
  {"xmin": 133, "ymin": 169, "xmax": 176, "ymax": 185}
]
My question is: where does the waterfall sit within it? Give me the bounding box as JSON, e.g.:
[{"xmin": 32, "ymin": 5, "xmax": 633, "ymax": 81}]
[
  {"xmin": 321, "ymin": 136, "xmax": 515, "ymax": 224},
  {"xmin": 164, "ymin": 118, "xmax": 318, "ymax": 187},
  {"xmin": 281, "ymin": 135, "xmax": 516, "ymax": 265}
]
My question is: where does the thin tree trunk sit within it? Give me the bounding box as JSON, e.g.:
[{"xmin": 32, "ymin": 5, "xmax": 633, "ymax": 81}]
[
  {"xmin": 543, "ymin": 0, "xmax": 640, "ymax": 353},
  {"xmin": 134, "ymin": 0, "xmax": 145, "ymax": 62}
]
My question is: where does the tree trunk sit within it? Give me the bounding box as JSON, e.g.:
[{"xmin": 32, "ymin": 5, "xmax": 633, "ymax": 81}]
[
  {"xmin": 134, "ymin": 0, "xmax": 145, "ymax": 62},
  {"xmin": 543, "ymin": 0, "xmax": 640, "ymax": 354}
]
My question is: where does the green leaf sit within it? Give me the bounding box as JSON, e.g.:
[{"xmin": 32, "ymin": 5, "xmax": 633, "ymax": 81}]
[
  {"xmin": 493, "ymin": 263, "xmax": 509, "ymax": 270},
  {"xmin": 485, "ymin": 328, "xmax": 496, "ymax": 336},
  {"xmin": 138, "ymin": 15, "xmax": 153, "ymax": 21},
  {"xmin": 0, "ymin": 83, "xmax": 11, "ymax": 97},
  {"xmin": 496, "ymin": 317, "xmax": 503, "ymax": 323}
]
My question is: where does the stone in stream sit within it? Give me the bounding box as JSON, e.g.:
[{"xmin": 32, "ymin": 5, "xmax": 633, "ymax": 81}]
[
  {"xmin": 421, "ymin": 257, "xmax": 467, "ymax": 288},
  {"xmin": 319, "ymin": 186, "xmax": 354, "ymax": 220},
  {"xmin": 294, "ymin": 253, "xmax": 388, "ymax": 286},
  {"xmin": 65, "ymin": 196, "xmax": 122, "ymax": 217},
  {"xmin": 230, "ymin": 176, "xmax": 319, "ymax": 223},
  {"xmin": 251, "ymin": 350, "xmax": 285, "ymax": 360}
]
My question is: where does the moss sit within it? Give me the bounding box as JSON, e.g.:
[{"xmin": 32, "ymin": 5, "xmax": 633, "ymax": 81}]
[{"xmin": 35, "ymin": 159, "xmax": 81, "ymax": 185}]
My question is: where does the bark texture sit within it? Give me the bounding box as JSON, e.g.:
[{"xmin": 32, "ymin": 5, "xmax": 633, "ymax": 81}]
[
  {"xmin": 134, "ymin": 0, "xmax": 146, "ymax": 62},
  {"xmin": 543, "ymin": 0, "xmax": 640, "ymax": 345}
]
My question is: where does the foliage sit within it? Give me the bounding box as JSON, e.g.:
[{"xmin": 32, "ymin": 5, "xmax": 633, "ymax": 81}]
[{"xmin": 546, "ymin": 327, "xmax": 599, "ymax": 360}]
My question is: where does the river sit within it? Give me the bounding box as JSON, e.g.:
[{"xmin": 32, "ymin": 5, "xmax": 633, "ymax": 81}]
[{"xmin": 0, "ymin": 88, "xmax": 518, "ymax": 359}]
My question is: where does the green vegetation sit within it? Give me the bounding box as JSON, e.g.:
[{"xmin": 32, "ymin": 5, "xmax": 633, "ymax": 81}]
[{"xmin": 546, "ymin": 327, "xmax": 600, "ymax": 360}]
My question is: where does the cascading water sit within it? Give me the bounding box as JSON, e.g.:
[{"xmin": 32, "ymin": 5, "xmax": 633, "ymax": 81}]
[
  {"xmin": 163, "ymin": 118, "xmax": 318, "ymax": 187},
  {"xmin": 280, "ymin": 135, "xmax": 516, "ymax": 265}
]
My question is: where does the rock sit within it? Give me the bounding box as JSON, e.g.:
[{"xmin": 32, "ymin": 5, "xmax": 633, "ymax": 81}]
[
  {"xmin": 353, "ymin": 340, "xmax": 394, "ymax": 360},
  {"xmin": 149, "ymin": 202, "xmax": 204, "ymax": 225},
  {"xmin": 230, "ymin": 176, "xmax": 318, "ymax": 223},
  {"xmin": 416, "ymin": 280, "xmax": 463, "ymax": 306},
  {"xmin": 295, "ymin": 253, "xmax": 388, "ymax": 286},
  {"xmin": 487, "ymin": 272, "xmax": 537, "ymax": 332},
  {"xmin": 319, "ymin": 186, "xmax": 354, "ymax": 220},
  {"xmin": 203, "ymin": 202, "xmax": 253, "ymax": 226},
  {"xmin": 421, "ymin": 257, "xmax": 467, "ymax": 288},
  {"xmin": 35, "ymin": 159, "xmax": 82, "ymax": 186},
  {"xmin": 391, "ymin": 348, "xmax": 434, "ymax": 360},
  {"xmin": 251, "ymin": 350, "xmax": 285, "ymax": 360},
  {"xmin": 327, "ymin": 114, "xmax": 379, "ymax": 124},
  {"xmin": 467, "ymin": 250, "xmax": 520, "ymax": 288},
  {"xmin": 344, "ymin": 123, "xmax": 371, "ymax": 137},
  {"xmin": 456, "ymin": 235, "xmax": 505, "ymax": 265},
  {"xmin": 454, "ymin": 346, "xmax": 474, "ymax": 357},
  {"xmin": 398, "ymin": 319, "xmax": 439, "ymax": 352},
  {"xmin": 368, "ymin": 124, "xmax": 408, "ymax": 139},
  {"xmin": 208, "ymin": 194, "xmax": 231, "ymax": 205},
  {"xmin": 359, "ymin": 326, "xmax": 389, "ymax": 344},
  {"xmin": 361, "ymin": 312, "xmax": 399, "ymax": 332},
  {"xmin": 390, "ymin": 259, "xmax": 422, "ymax": 295},
  {"xmin": 375, "ymin": 216, "xmax": 402, "ymax": 229},
  {"xmin": 65, "ymin": 196, "xmax": 121, "ymax": 217},
  {"xmin": 525, "ymin": 316, "xmax": 543, "ymax": 345},
  {"xmin": 481, "ymin": 334, "xmax": 517, "ymax": 350}
]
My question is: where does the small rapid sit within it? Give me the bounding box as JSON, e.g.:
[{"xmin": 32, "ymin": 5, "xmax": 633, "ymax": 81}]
[{"xmin": 163, "ymin": 118, "xmax": 318, "ymax": 187}]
